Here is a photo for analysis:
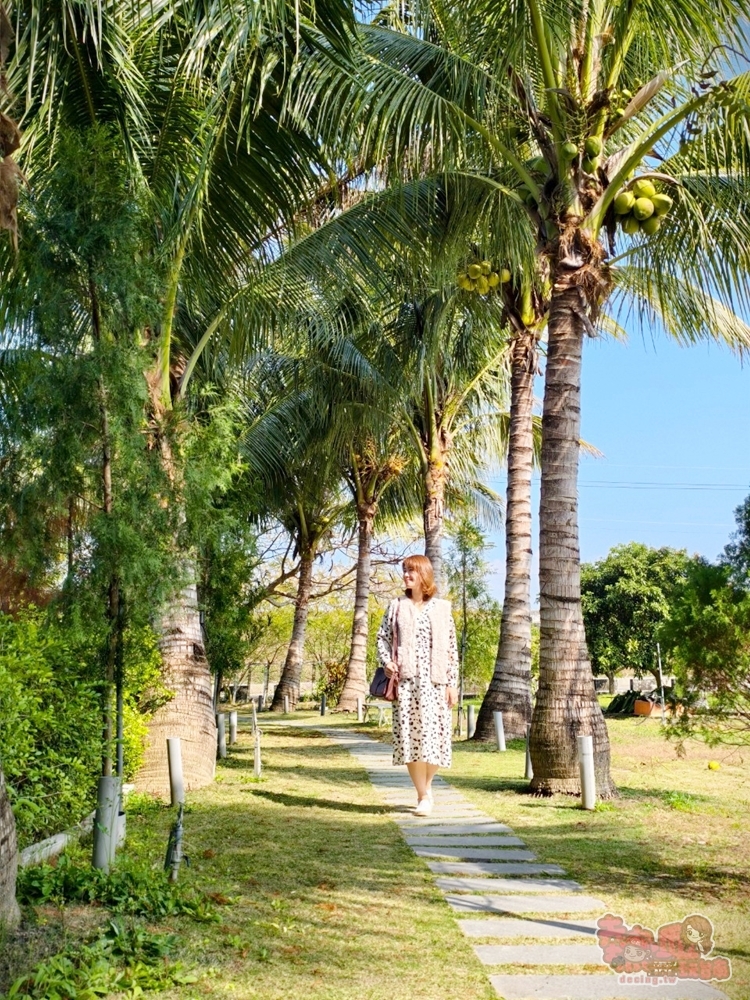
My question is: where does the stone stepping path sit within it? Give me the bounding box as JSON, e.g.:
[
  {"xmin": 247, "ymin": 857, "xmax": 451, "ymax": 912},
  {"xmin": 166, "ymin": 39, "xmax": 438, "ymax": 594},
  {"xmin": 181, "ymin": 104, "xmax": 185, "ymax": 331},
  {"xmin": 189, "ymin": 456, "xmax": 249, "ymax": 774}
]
[
  {"xmin": 446, "ymin": 893, "xmax": 607, "ymax": 914},
  {"xmin": 429, "ymin": 861, "xmax": 567, "ymax": 876},
  {"xmin": 459, "ymin": 918, "xmax": 599, "ymax": 939},
  {"xmin": 436, "ymin": 877, "xmax": 583, "ymax": 894},
  {"xmin": 405, "ymin": 835, "xmax": 527, "ymax": 847},
  {"xmin": 414, "ymin": 846, "xmax": 538, "ymax": 860},
  {"xmin": 323, "ymin": 728, "xmax": 730, "ymax": 1000}
]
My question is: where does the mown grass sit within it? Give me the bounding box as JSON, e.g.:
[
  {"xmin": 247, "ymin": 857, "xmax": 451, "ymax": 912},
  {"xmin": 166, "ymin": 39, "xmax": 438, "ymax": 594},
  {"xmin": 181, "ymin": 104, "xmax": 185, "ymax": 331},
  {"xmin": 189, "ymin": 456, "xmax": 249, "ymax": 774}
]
[
  {"xmin": 5, "ymin": 721, "xmax": 494, "ymax": 1000},
  {"xmin": 7, "ymin": 712, "xmax": 748, "ymax": 999},
  {"xmin": 355, "ymin": 712, "xmax": 749, "ymax": 999}
]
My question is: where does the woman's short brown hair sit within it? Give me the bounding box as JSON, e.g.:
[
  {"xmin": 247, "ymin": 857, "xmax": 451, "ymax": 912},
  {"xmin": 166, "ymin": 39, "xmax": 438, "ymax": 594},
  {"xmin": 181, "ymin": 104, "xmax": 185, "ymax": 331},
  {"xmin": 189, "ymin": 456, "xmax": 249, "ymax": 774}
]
[{"xmin": 402, "ymin": 555, "xmax": 437, "ymax": 599}]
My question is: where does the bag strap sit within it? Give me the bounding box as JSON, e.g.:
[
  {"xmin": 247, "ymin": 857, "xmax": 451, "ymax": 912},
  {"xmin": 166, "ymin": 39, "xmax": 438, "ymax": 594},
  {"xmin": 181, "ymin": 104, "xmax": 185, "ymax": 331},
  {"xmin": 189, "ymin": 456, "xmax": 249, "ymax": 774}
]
[{"xmin": 391, "ymin": 600, "xmax": 399, "ymax": 672}]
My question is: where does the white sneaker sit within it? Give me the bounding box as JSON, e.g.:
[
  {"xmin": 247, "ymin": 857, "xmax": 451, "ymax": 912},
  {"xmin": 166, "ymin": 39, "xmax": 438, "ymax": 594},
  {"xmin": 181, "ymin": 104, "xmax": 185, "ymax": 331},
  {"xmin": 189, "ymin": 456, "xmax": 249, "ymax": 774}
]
[{"xmin": 414, "ymin": 798, "xmax": 433, "ymax": 816}]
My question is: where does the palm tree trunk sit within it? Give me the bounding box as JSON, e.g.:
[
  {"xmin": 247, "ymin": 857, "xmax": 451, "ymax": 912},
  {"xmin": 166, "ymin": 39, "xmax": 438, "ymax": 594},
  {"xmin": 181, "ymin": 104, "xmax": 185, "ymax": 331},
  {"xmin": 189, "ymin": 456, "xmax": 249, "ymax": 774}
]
[
  {"xmin": 423, "ymin": 459, "xmax": 446, "ymax": 590},
  {"xmin": 0, "ymin": 759, "xmax": 20, "ymax": 929},
  {"xmin": 475, "ymin": 334, "xmax": 535, "ymax": 741},
  {"xmin": 530, "ymin": 277, "xmax": 615, "ymax": 796},
  {"xmin": 135, "ymin": 575, "xmax": 217, "ymax": 796},
  {"xmin": 271, "ymin": 548, "xmax": 314, "ymax": 711},
  {"xmin": 338, "ymin": 507, "xmax": 375, "ymax": 711}
]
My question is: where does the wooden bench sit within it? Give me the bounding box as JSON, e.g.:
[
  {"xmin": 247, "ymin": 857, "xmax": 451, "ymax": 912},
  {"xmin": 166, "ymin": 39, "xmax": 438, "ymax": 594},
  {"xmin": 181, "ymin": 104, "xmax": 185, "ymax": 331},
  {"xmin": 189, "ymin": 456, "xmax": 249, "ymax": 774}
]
[{"xmin": 364, "ymin": 698, "xmax": 393, "ymax": 726}]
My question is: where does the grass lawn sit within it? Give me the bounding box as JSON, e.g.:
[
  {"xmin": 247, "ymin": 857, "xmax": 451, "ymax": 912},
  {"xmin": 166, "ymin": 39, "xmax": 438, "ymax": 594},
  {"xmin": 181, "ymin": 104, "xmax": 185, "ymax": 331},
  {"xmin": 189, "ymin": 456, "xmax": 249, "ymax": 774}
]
[
  {"xmin": 4, "ymin": 712, "xmax": 747, "ymax": 999},
  {"xmin": 3, "ymin": 719, "xmax": 494, "ymax": 1000},
  {"xmin": 358, "ymin": 712, "xmax": 749, "ymax": 999}
]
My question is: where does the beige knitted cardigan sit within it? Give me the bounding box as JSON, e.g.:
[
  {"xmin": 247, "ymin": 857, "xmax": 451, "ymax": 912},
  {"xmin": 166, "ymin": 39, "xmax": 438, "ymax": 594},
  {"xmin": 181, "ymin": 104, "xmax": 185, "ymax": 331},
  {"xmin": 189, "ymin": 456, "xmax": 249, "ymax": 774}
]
[{"xmin": 389, "ymin": 595, "xmax": 452, "ymax": 684}]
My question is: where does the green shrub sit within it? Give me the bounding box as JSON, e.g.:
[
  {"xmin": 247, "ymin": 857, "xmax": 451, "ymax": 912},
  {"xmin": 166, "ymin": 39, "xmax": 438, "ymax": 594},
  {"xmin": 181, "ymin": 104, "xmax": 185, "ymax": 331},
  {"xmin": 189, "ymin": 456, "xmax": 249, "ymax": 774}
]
[
  {"xmin": 0, "ymin": 608, "xmax": 169, "ymax": 848},
  {"xmin": 16, "ymin": 854, "xmax": 218, "ymax": 922},
  {"xmin": 0, "ymin": 611, "xmax": 102, "ymax": 849},
  {"xmin": 3, "ymin": 919, "xmax": 199, "ymax": 999}
]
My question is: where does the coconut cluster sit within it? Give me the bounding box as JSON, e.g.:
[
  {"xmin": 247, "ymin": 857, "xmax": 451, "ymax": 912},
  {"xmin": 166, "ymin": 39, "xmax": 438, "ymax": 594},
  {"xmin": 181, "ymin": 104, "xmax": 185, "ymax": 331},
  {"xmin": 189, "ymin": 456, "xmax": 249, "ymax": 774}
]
[
  {"xmin": 567, "ymin": 135, "xmax": 603, "ymax": 175},
  {"xmin": 614, "ymin": 178, "xmax": 673, "ymax": 236},
  {"xmin": 457, "ymin": 260, "xmax": 511, "ymax": 295}
]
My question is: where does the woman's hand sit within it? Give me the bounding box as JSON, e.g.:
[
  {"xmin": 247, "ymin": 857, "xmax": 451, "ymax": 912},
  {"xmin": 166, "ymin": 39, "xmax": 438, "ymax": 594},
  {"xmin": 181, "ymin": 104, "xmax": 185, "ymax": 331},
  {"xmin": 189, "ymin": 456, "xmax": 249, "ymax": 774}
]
[
  {"xmin": 445, "ymin": 686, "xmax": 459, "ymax": 708},
  {"xmin": 384, "ymin": 660, "xmax": 398, "ymax": 678}
]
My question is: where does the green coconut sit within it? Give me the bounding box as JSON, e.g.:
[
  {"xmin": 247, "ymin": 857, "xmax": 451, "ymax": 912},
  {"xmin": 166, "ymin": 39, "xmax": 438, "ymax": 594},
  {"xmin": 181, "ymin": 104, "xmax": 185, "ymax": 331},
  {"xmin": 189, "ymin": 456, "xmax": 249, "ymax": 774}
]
[
  {"xmin": 530, "ymin": 156, "xmax": 551, "ymax": 177},
  {"xmin": 476, "ymin": 275, "xmax": 490, "ymax": 295},
  {"xmin": 561, "ymin": 141, "xmax": 578, "ymax": 160},
  {"xmin": 622, "ymin": 215, "xmax": 640, "ymax": 235},
  {"xmin": 632, "ymin": 178, "xmax": 656, "ymax": 200},
  {"xmin": 468, "ymin": 263, "xmax": 482, "ymax": 280},
  {"xmin": 500, "ymin": 268, "xmax": 512, "ymax": 283},
  {"xmin": 584, "ymin": 136, "xmax": 603, "ymax": 158},
  {"xmin": 487, "ymin": 271, "xmax": 501, "ymax": 288},
  {"xmin": 633, "ymin": 197, "xmax": 655, "ymax": 221},
  {"xmin": 651, "ymin": 193, "xmax": 673, "ymax": 215},
  {"xmin": 640, "ymin": 215, "xmax": 662, "ymax": 236},
  {"xmin": 582, "ymin": 156, "xmax": 600, "ymax": 174},
  {"xmin": 458, "ymin": 274, "xmax": 472, "ymax": 291},
  {"xmin": 614, "ymin": 191, "xmax": 636, "ymax": 215},
  {"xmin": 480, "ymin": 260, "xmax": 492, "ymax": 275}
]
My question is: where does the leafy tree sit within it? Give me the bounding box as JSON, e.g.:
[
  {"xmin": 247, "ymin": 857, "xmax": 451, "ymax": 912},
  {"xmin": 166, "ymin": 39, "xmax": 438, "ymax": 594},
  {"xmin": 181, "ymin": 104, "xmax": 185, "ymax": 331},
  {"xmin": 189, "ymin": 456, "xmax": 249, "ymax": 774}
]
[
  {"xmin": 444, "ymin": 517, "xmax": 501, "ymax": 695},
  {"xmin": 722, "ymin": 495, "xmax": 750, "ymax": 589},
  {"xmin": 581, "ymin": 543, "xmax": 691, "ymax": 692},
  {"xmin": 660, "ymin": 559, "xmax": 750, "ymax": 746},
  {"xmin": 301, "ymin": 0, "xmax": 750, "ymax": 794},
  {"xmin": 3, "ymin": 0, "xmax": 359, "ymax": 794}
]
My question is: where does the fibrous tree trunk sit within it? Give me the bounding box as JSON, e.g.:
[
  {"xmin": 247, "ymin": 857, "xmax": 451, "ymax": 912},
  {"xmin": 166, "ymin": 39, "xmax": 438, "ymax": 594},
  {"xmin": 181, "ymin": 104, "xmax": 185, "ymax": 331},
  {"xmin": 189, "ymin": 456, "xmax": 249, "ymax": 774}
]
[
  {"xmin": 0, "ymin": 760, "xmax": 20, "ymax": 930},
  {"xmin": 338, "ymin": 507, "xmax": 375, "ymax": 711},
  {"xmin": 530, "ymin": 276, "xmax": 615, "ymax": 796},
  {"xmin": 423, "ymin": 457, "xmax": 446, "ymax": 591},
  {"xmin": 271, "ymin": 548, "xmax": 315, "ymax": 711},
  {"xmin": 136, "ymin": 577, "xmax": 217, "ymax": 797},
  {"xmin": 475, "ymin": 333, "xmax": 536, "ymax": 741}
]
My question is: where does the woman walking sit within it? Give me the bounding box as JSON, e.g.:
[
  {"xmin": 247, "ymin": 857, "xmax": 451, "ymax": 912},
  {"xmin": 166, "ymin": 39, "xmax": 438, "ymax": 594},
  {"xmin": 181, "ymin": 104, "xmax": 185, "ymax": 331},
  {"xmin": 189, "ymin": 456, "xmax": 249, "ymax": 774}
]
[{"xmin": 377, "ymin": 555, "xmax": 459, "ymax": 816}]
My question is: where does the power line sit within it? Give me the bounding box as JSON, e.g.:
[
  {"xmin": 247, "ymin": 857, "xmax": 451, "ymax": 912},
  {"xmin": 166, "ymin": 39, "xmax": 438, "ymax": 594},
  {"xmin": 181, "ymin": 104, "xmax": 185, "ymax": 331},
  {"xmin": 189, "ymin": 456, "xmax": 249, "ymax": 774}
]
[{"xmin": 579, "ymin": 481, "xmax": 748, "ymax": 491}]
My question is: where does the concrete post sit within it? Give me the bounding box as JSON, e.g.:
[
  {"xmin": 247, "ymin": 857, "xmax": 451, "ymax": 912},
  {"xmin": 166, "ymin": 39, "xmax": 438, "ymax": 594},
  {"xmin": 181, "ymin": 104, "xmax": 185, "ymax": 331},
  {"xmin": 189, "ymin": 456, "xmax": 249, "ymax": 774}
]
[
  {"xmin": 167, "ymin": 737, "xmax": 185, "ymax": 806},
  {"xmin": 524, "ymin": 725, "xmax": 534, "ymax": 780},
  {"xmin": 253, "ymin": 729, "xmax": 262, "ymax": 778},
  {"xmin": 92, "ymin": 775, "xmax": 121, "ymax": 872},
  {"xmin": 320, "ymin": 694, "xmax": 326, "ymax": 716},
  {"xmin": 356, "ymin": 697, "xmax": 364, "ymax": 723},
  {"xmin": 493, "ymin": 711, "xmax": 506, "ymax": 751},
  {"xmin": 467, "ymin": 704, "xmax": 476, "ymax": 739},
  {"xmin": 216, "ymin": 713, "xmax": 227, "ymax": 759},
  {"xmin": 283, "ymin": 694, "xmax": 290, "ymax": 715},
  {"xmin": 257, "ymin": 694, "xmax": 264, "ymax": 712},
  {"xmin": 229, "ymin": 710, "xmax": 238, "ymax": 745},
  {"xmin": 577, "ymin": 734, "xmax": 596, "ymax": 810}
]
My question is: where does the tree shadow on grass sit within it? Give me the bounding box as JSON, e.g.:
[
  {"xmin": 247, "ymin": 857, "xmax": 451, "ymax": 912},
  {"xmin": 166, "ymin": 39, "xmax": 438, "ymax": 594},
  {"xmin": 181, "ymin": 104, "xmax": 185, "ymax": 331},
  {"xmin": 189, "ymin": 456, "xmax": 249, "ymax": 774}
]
[{"xmin": 248, "ymin": 789, "xmax": 410, "ymax": 815}]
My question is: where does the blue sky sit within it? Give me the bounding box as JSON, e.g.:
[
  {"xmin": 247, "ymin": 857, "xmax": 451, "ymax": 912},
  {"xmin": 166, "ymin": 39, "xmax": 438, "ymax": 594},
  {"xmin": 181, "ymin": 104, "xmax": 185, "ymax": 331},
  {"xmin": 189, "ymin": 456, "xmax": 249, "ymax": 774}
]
[{"xmin": 482, "ymin": 332, "xmax": 750, "ymax": 603}]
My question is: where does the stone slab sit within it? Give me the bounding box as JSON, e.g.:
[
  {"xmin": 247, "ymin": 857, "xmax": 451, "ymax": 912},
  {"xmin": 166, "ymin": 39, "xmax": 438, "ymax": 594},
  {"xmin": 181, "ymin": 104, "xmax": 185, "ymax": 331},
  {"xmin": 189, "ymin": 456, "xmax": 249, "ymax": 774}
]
[
  {"xmin": 397, "ymin": 814, "xmax": 497, "ymax": 825},
  {"xmin": 458, "ymin": 918, "xmax": 598, "ymax": 939},
  {"xmin": 413, "ymin": 847, "xmax": 537, "ymax": 861},
  {"xmin": 406, "ymin": 835, "xmax": 526, "ymax": 848},
  {"xmin": 476, "ymin": 943, "xmax": 603, "ymax": 966},
  {"xmin": 446, "ymin": 894, "xmax": 606, "ymax": 914},
  {"xmin": 430, "ymin": 862, "xmax": 567, "ymax": 877},
  {"xmin": 411, "ymin": 824, "xmax": 514, "ymax": 836},
  {"xmin": 488, "ymin": 974, "xmax": 729, "ymax": 999},
  {"xmin": 436, "ymin": 877, "xmax": 583, "ymax": 894}
]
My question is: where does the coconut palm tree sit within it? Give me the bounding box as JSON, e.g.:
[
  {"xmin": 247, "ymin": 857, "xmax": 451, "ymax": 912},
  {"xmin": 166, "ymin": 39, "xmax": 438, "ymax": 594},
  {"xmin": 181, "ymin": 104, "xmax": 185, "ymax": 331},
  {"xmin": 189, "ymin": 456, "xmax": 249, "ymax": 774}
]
[
  {"xmin": 296, "ymin": 0, "xmax": 750, "ymax": 795},
  {"xmin": 388, "ymin": 285, "xmax": 509, "ymax": 591},
  {"xmin": 2, "ymin": 1, "xmax": 357, "ymax": 793}
]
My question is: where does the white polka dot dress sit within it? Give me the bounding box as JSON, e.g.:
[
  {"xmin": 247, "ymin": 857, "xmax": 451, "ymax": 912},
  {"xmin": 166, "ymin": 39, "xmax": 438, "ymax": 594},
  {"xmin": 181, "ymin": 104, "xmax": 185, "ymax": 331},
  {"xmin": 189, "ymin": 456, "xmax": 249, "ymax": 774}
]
[{"xmin": 376, "ymin": 598, "xmax": 459, "ymax": 767}]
